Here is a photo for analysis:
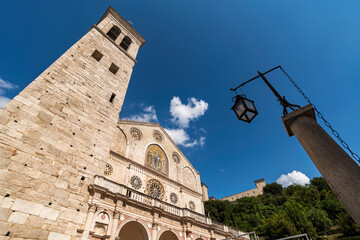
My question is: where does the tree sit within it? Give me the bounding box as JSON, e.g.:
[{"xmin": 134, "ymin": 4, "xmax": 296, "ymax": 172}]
[
  {"xmin": 263, "ymin": 212, "xmax": 297, "ymax": 239},
  {"xmin": 306, "ymin": 208, "xmax": 332, "ymax": 232},
  {"xmin": 284, "ymin": 200, "xmax": 317, "ymax": 239},
  {"xmin": 263, "ymin": 183, "xmax": 283, "ymax": 196},
  {"xmin": 320, "ymin": 196, "xmax": 345, "ymax": 221},
  {"xmin": 337, "ymin": 212, "xmax": 360, "ymax": 236},
  {"xmin": 204, "ymin": 177, "xmax": 358, "ymax": 239},
  {"xmin": 310, "ymin": 177, "xmax": 330, "ymax": 192}
]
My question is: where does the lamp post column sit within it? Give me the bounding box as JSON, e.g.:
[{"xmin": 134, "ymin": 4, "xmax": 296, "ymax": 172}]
[{"xmin": 282, "ymin": 105, "xmax": 360, "ymax": 226}]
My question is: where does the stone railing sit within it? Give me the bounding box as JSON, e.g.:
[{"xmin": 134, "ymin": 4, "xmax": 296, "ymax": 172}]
[{"xmin": 93, "ymin": 176, "xmax": 244, "ymax": 235}]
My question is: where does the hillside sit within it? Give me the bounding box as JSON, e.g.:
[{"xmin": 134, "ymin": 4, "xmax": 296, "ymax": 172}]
[{"xmin": 204, "ymin": 177, "xmax": 360, "ymax": 239}]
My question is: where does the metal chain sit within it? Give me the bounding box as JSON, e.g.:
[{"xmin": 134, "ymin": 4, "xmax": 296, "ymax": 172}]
[{"xmin": 279, "ymin": 66, "xmax": 360, "ymax": 163}]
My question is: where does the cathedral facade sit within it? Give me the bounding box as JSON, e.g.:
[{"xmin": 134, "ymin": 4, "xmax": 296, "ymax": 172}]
[{"xmin": 0, "ymin": 7, "xmax": 245, "ymax": 240}]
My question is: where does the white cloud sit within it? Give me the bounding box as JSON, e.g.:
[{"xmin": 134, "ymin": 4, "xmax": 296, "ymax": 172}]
[
  {"xmin": 0, "ymin": 96, "xmax": 11, "ymax": 108},
  {"xmin": 165, "ymin": 128, "xmax": 204, "ymax": 148},
  {"xmin": 276, "ymin": 170, "xmax": 310, "ymax": 187},
  {"xmin": 170, "ymin": 96, "xmax": 208, "ymax": 128},
  {"xmin": 124, "ymin": 97, "xmax": 208, "ymax": 148},
  {"xmin": 199, "ymin": 136, "xmax": 206, "ymax": 146},
  {"xmin": 0, "ymin": 78, "xmax": 17, "ymax": 90},
  {"xmin": 128, "ymin": 105, "xmax": 158, "ymax": 122},
  {"xmin": 0, "ymin": 77, "xmax": 18, "ymax": 109}
]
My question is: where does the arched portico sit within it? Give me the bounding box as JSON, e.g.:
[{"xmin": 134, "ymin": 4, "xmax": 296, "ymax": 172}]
[
  {"xmin": 159, "ymin": 230, "xmax": 179, "ymax": 240},
  {"xmin": 118, "ymin": 220, "xmax": 149, "ymax": 240}
]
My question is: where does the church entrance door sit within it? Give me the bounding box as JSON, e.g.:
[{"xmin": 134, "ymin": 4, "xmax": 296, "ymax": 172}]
[
  {"xmin": 118, "ymin": 221, "xmax": 149, "ymax": 240},
  {"xmin": 159, "ymin": 230, "xmax": 178, "ymax": 240}
]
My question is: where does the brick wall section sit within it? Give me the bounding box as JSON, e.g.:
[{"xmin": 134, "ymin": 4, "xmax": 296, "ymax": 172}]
[{"xmin": 0, "ymin": 8, "xmax": 144, "ymax": 240}]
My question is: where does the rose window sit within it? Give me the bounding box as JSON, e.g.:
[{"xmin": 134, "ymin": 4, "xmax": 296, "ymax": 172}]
[
  {"xmin": 146, "ymin": 179, "xmax": 164, "ymax": 200},
  {"xmin": 130, "ymin": 127, "xmax": 142, "ymax": 141},
  {"xmin": 172, "ymin": 152, "xmax": 180, "ymax": 164},
  {"xmin": 130, "ymin": 175, "xmax": 142, "ymax": 190},
  {"xmin": 170, "ymin": 193, "xmax": 178, "ymax": 204},
  {"xmin": 189, "ymin": 201, "xmax": 195, "ymax": 211},
  {"xmin": 104, "ymin": 163, "xmax": 113, "ymax": 176},
  {"xmin": 153, "ymin": 130, "xmax": 163, "ymax": 142}
]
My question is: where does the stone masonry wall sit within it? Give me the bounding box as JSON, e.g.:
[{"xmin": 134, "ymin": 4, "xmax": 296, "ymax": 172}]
[{"xmin": 0, "ymin": 10, "xmax": 144, "ymax": 240}]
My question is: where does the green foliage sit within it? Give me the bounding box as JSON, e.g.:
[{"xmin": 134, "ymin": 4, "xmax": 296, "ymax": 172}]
[
  {"xmin": 311, "ymin": 177, "xmax": 330, "ymax": 192},
  {"xmin": 306, "ymin": 208, "xmax": 332, "ymax": 232},
  {"xmin": 204, "ymin": 177, "xmax": 358, "ymax": 240},
  {"xmin": 338, "ymin": 212, "xmax": 360, "ymax": 236},
  {"xmin": 263, "ymin": 212, "xmax": 298, "ymax": 239},
  {"xmin": 263, "ymin": 182, "xmax": 283, "ymax": 196}
]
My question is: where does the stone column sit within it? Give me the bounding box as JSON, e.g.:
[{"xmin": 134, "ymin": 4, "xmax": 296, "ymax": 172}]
[
  {"xmin": 152, "ymin": 223, "xmax": 158, "ymax": 240},
  {"xmin": 109, "ymin": 211, "xmax": 120, "ymax": 240},
  {"xmin": 81, "ymin": 204, "xmax": 97, "ymax": 240},
  {"xmin": 282, "ymin": 105, "xmax": 360, "ymax": 225}
]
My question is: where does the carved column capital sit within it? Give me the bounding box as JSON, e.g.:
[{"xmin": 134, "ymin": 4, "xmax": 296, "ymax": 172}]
[
  {"xmin": 152, "ymin": 222, "xmax": 159, "ymax": 229},
  {"xmin": 89, "ymin": 203, "xmax": 97, "ymax": 213},
  {"xmin": 113, "ymin": 211, "xmax": 121, "ymax": 219}
]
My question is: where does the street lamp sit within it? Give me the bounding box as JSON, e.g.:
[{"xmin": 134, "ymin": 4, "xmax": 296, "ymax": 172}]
[
  {"xmin": 229, "ymin": 66, "xmax": 360, "ymax": 226},
  {"xmin": 231, "ymin": 95, "xmax": 258, "ymax": 123},
  {"xmin": 230, "ymin": 66, "xmax": 300, "ymax": 119}
]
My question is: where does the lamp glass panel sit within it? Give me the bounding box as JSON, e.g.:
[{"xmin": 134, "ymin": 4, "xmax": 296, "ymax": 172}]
[
  {"xmin": 234, "ymin": 101, "xmax": 245, "ymax": 117},
  {"xmin": 241, "ymin": 115, "xmax": 247, "ymax": 121},
  {"xmin": 246, "ymin": 112, "xmax": 256, "ymax": 120},
  {"xmin": 243, "ymin": 99, "xmax": 256, "ymax": 111}
]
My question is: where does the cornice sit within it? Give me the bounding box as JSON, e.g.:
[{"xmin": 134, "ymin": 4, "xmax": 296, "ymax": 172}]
[
  {"xmin": 110, "ymin": 150, "xmax": 202, "ymax": 198},
  {"xmin": 98, "ymin": 6, "xmax": 146, "ymax": 47},
  {"xmin": 118, "ymin": 119, "xmax": 159, "ymax": 126}
]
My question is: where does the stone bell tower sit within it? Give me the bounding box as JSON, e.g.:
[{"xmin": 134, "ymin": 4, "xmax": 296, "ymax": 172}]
[{"xmin": 0, "ymin": 7, "xmax": 145, "ymax": 239}]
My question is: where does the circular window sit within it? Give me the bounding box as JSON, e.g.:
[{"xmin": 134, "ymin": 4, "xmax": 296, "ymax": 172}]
[
  {"xmin": 130, "ymin": 175, "xmax": 142, "ymax": 190},
  {"xmin": 104, "ymin": 163, "xmax": 113, "ymax": 176},
  {"xmin": 146, "ymin": 179, "xmax": 164, "ymax": 200},
  {"xmin": 170, "ymin": 193, "xmax": 178, "ymax": 204},
  {"xmin": 130, "ymin": 127, "xmax": 142, "ymax": 141},
  {"xmin": 189, "ymin": 201, "xmax": 195, "ymax": 211},
  {"xmin": 172, "ymin": 152, "xmax": 180, "ymax": 164},
  {"xmin": 153, "ymin": 130, "xmax": 163, "ymax": 142}
]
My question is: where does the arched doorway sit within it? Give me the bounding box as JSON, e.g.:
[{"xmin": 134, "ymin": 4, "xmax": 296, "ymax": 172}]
[
  {"xmin": 159, "ymin": 230, "xmax": 179, "ymax": 240},
  {"xmin": 118, "ymin": 221, "xmax": 149, "ymax": 240}
]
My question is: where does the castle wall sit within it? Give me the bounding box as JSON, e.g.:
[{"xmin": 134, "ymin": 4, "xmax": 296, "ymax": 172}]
[{"xmin": 220, "ymin": 179, "xmax": 265, "ymax": 201}]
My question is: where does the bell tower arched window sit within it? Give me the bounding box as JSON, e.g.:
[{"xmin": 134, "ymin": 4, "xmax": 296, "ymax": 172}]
[
  {"xmin": 120, "ymin": 36, "xmax": 132, "ymax": 51},
  {"xmin": 106, "ymin": 26, "xmax": 121, "ymax": 41}
]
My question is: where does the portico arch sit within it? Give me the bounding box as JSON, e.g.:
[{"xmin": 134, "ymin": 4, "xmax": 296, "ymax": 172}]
[
  {"xmin": 159, "ymin": 230, "xmax": 179, "ymax": 240},
  {"xmin": 118, "ymin": 220, "xmax": 149, "ymax": 240}
]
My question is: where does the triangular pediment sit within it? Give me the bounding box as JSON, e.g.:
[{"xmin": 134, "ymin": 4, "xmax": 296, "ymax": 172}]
[{"xmin": 110, "ymin": 120, "xmax": 200, "ymax": 192}]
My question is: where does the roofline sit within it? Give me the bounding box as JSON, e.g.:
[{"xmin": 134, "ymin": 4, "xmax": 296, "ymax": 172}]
[
  {"xmin": 97, "ymin": 6, "xmax": 146, "ymax": 47},
  {"xmin": 117, "ymin": 119, "xmax": 200, "ymax": 176},
  {"xmin": 254, "ymin": 178, "xmax": 265, "ymax": 183}
]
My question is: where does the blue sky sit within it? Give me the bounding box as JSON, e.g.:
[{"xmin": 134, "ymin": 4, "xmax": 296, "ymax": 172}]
[{"xmin": 1, "ymin": 1, "xmax": 359, "ymax": 198}]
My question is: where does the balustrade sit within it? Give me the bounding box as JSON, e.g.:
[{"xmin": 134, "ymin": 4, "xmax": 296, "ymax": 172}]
[{"xmin": 94, "ymin": 175, "xmax": 242, "ymax": 234}]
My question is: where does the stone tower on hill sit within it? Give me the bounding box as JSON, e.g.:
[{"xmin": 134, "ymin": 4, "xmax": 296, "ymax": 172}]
[
  {"xmin": 219, "ymin": 179, "xmax": 265, "ymax": 202},
  {"xmin": 0, "ymin": 7, "xmax": 248, "ymax": 240}
]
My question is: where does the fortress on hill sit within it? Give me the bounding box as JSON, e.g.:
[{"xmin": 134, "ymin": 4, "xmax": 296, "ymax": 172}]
[
  {"xmin": 0, "ymin": 6, "xmax": 249, "ymax": 240},
  {"xmin": 218, "ymin": 179, "xmax": 265, "ymax": 202}
]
